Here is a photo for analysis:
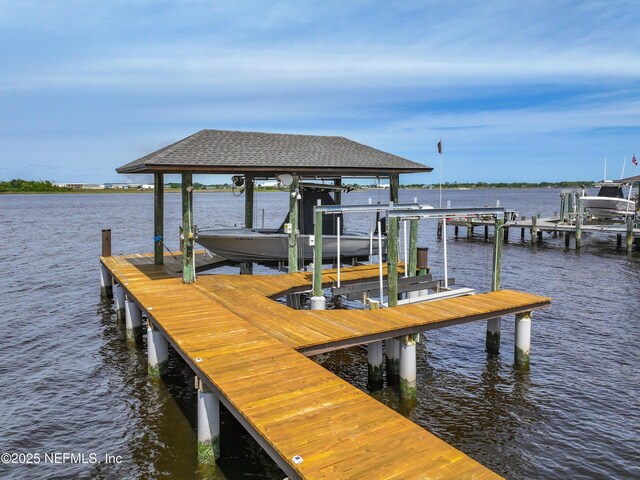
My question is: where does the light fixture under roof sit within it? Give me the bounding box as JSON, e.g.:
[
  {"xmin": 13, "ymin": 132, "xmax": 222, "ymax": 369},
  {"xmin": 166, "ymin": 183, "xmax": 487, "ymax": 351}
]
[{"xmin": 276, "ymin": 173, "xmax": 294, "ymax": 187}]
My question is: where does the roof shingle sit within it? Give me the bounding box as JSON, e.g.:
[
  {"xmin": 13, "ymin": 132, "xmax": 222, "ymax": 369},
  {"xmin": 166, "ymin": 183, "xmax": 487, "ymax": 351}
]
[{"xmin": 116, "ymin": 129, "xmax": 432, "ymax": 176}]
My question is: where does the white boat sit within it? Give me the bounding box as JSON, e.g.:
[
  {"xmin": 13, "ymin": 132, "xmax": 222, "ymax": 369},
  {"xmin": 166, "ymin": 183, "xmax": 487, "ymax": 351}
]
[
  {"xmin": 581, "ymin": 182, "xmax": 635, "ymax": 219},
  {"xmin": 196, "ymin": 185, "xmax": 385, "ymax": 262},
  {"xmin": 196, "ymin": 228, "xmax": 380, "ymax": 262}
]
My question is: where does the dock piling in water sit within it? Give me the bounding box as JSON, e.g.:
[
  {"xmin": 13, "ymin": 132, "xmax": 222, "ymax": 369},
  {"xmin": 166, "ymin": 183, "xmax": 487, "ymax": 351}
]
[
  {"xmin": 99, "ymin": 263, "xmax": 113, "ymax": 299},
  {"xmin": 487, "ymin": 215, "xmax": 503, "ymax": 354},
  {"xmin": 515, "ymin": 312, "xmax": 532, "ymax": 369},
  {"xmin": 197, "ymin": 377, "xmax": 221, "ymax": 464},
  {"xmin": 147, "ymin": 320, "xmax": 168, "ymax": 376},
  {"xmin": 124, "ymin": 295, "xmax": 142, "ymax": 342},
  {"xmin": 367, "ymin": 300, "xmax": 384, "ymax": 389},
  {"xmin": 399, "ymin": 335, "xmax": 417, "ymax": 400},
  {"xmin": 113, "ymin": 283, "xmax": 126, "ymax": 320},
  {"xmin": 385, "ymin": 339, "xmax": 400, "ymax": 385}
]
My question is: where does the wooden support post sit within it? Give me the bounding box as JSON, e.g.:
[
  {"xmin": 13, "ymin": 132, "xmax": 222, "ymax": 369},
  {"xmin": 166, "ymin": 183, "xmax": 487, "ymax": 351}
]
[
  {"xmin": 181, "ymin": 172, "xmax": 195, "ymax": 284},
  {"xmin": 467, "ymin": 223, "xmax": 473, "ymax": 239},
  {"xmin": 288, "ymin": 176, "xmax": 299, "ymax": 273},
  {"xmin": 147, "ymin": 320, "xmax": 169, "ymax": 376},
  {"xmin": 197, "ymin": 377, "xmax": 221, "ymax": 464},
  {"xmin": 565, "ymin": 231, "xmax": 571, "ymax": 248},
  {"xmin": 244, "ymin": 175, "xmax": 254, "ymax": 229},
  {"xmin": 617, "ymin": 234, "xmax": 622, "ymax": 247},
  {"xmin": 367, "ymin": 300, "xmax": 384, "ymax": 390},
  {"xmin": 311, "ymin": 206, "xmax": 325, "ymax": 309},
  {"xmin": 531, "ymin": 215, "xmax": 537, "ymax": 244},
  {"xmin": 387, "ymin": 216, "xmax": 399, "ymax": 307},
  {"xmin": 454, "ymin": 225, "xmax": 459, "ymax": 237},
  {"xmin": 559, "ymin": 193, "xmax": 566, "ymax": 222},
  {"xmin": 154, "ymin": 173, "xmax": 164, "ymax": 265},
  {"xmin": 487, "ymin": 216, "xmax": 504, "ymax": 354},
  {"xmin": 334, "ymin": 178, "xmax": 342, "ymax": 206},
  {"xmin": 125, "ymin": 295, "xmax": 143, "ymax": 342},
  {"xmin": 389, "ymin": 174, "xmax": 399, "ymax": 204},
  {"xmin": 503, "ymin": 226, "xmax": 509, "ymax": 243},
  {"xmin": 627, "ymin": 217, "xmax": 634, "ymax": 254},
  {"xmin": 575, "ymin": 214, "xmax": 582, "ymax": 249},
  {"xmin": 484, "ymin": 224, "xmax": 489, "ymax": 241},
  {"xmin": 408, "ymin": 219, "xmax": 418, "ymax": 277},
  {"xmin": 521, "ymin": 227, "xmax": 525, "ymax": 239},
  {"xmin": 399, "ymin": 335, "xmax": 417, "ymax": 400},
  {"xmin": 436, "ymin": 219, "xmax": 443, "ymax": 239},
  {"xmin": 417, "ymin": 247, "xmax": 429, "ymax": 277},
  {"xmin": 102, "ymin": 229, "xmax": 112, "ymax": 257},
  {"xmin": 515, "ymin": 311, "xmax": 532, "ymax": 369},
  {"xmin": 100, "ymin": 230, "xmax": 113, "ymax": 299}
]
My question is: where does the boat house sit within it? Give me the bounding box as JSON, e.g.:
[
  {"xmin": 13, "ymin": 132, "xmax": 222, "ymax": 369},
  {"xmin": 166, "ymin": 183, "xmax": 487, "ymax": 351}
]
[{"xmin": 116, "ymin": 129, "xmax": 432, "ymax": 282}]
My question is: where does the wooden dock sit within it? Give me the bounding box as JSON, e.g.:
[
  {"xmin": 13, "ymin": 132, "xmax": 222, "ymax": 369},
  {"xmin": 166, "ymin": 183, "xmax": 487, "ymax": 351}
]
[
  {"xmin": 100, "ymin": 252, "xmax": 550, "ymax": 479},
  {"xmin": 444, "ymin": 215, "xmax": 640, "ymax": 251}
]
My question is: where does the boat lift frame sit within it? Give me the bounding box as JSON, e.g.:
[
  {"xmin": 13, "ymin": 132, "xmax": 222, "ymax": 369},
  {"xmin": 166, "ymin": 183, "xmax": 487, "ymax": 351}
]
[{"xmin": 312, "ymin": 204, "xmax": 507, "ymax": 306}]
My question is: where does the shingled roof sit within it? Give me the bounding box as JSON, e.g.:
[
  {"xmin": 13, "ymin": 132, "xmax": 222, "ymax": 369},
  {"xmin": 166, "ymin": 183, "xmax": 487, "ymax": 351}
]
[{"xmin": 116, "ymin": 129, "xmax": 432, "ymax": 176}]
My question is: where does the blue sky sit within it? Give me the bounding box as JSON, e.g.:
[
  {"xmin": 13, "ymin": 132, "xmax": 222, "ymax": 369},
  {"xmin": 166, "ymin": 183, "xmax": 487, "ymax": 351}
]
[{"xmin": 1, "ymin": 1, "xmax": 639, "ymax": 184}]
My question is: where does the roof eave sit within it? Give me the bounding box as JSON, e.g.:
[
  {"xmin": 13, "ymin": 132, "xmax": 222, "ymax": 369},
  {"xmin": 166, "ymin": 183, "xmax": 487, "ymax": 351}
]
[{"xmin": 116, "ymin": 164, "xmax": 433, "ymax": 176}]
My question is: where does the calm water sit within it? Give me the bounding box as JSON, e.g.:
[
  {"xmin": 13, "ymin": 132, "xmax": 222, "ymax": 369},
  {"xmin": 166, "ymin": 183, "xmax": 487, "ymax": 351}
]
[{"xmin": 0, "ymin": 188, "xmax": 638, "ymax": 479}]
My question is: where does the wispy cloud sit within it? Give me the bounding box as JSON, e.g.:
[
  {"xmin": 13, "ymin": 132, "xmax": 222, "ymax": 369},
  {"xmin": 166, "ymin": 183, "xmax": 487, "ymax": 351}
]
[{"xmin": 0, "ymin": 1, "xmax": 639, "ymax": 182}]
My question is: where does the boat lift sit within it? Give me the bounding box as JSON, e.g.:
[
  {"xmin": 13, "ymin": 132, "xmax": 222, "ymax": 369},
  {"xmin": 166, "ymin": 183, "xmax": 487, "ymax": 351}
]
[{"xmin": 311, "ymin": 203, "xmax": 507, "ymax": 309}]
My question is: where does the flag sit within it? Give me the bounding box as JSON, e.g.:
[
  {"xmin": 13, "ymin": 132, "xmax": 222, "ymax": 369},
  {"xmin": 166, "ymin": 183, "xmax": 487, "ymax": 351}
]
[
  {"xmin": 633, "ymin": 154, "xmax": 637, "ymax": 166},
  {"xmin": 437, "ymin": 139, "xmax": 442, "ymax": 154}
]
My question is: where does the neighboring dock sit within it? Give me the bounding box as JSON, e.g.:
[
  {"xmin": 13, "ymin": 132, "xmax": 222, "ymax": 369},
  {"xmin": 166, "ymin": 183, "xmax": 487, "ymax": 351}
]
[{"xmin": 100, "ymin": 251, "xmax": 549, "ymax": 479}]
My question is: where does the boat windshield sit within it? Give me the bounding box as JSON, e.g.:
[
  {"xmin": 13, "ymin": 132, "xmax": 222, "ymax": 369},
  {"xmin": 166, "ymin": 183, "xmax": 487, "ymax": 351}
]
[{"xmin": 597, "ymin": 186, "xmax": 624, "ymax": 198}]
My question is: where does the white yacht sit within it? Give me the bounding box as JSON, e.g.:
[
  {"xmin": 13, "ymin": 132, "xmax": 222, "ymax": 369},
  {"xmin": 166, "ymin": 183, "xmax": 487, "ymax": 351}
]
[{"xmin": 581, "ymin": 182, "xmax": 635, "ymax": 219}]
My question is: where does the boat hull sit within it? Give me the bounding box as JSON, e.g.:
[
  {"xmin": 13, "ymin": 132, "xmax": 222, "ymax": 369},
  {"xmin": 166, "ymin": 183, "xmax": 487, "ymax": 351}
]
[
  {"xmin": 196, "ymin": 228, "xmax": 384, "ymax": 262},
  {"xmin": 581, "ymin": 196, "xmax": 636, "ymax": 218}
]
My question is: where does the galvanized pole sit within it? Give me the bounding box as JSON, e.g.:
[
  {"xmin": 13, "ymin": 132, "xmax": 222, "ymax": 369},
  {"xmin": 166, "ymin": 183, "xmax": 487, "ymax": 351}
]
[
  {"xmin": 312, "ymin": 207, "xmax": 323, "ymax": 298},
  {"xmin": 288, "ymin": 176, "xmax": 299, "ymax": 273},
  {"xmin": 154, "ymin": 172, "xmax": 164, "ymax": 265},
  {"xmin": 182, "ymin": 172, "xmax": 195, "ymax": 284}
]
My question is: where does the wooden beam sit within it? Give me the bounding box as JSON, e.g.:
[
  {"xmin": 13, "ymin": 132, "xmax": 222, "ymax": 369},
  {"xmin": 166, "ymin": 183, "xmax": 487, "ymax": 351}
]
[
  {"xmin": 387, "ymin": 216, "xmax": 399, "ymax": 307},
  {"xmin": 491, "ymin": 216, "xmax": 504, "ymax": 291},
  {"xmin": 154, "ymin": 172, "xmax": 164, "ymax": 265},
  {"xmin": 408, "ymin": 219, "xmax": 418, "ymax": 277},
  {"xmin": 389, "ymin": 174, "xmax": 399, "ymax": 203},
  {"xmin": 182, "ymin": 172, "xmax": 195, "ymax": 283},
  {"xmin": 244, "ymin": 175, "xmax": 254, "ymax": 229}
]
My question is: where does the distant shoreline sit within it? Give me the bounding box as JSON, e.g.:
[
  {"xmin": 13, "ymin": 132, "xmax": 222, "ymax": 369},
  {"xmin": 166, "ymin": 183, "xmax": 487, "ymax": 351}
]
[{"xmin": 1, "ymin": 184, "xmax": 598, "ymax": 195}]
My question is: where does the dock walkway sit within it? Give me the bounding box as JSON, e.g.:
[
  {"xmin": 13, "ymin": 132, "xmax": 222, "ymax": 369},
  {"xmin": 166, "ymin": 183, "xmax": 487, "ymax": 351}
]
[{"xmin": 101, "ymin": 253, "xmax": 550, "ymax": 479}]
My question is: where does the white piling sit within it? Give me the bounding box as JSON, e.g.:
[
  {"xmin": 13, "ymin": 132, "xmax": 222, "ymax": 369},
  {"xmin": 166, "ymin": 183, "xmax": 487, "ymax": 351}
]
[
  {"xmin": 399, "ymin": 336, "xmax": 417, "ymax": 400},
  {"xmin": 310, "ymin": 296, "xmax": 326, "ymax": 310},
  {"xmin": 147, "ymin": 320, "xmax": 169, "ymax": 376},
  {"xmin": 100, "ymin": 264, "xmax": 113, "ymax": 299},
  {"xmin": 197, "ymin": 378, "xmax": 221, "ymax": 464},
  {"xmin": 124, "ymin": 296, "xmax": 142, "ymax": 342},
  {"xmin": 515, "ymin": 312, "xmax": 532, "ymax": 369},
  {"xmin": 114, "ymin": 283, "xmax": 126, "ymax": 320}
]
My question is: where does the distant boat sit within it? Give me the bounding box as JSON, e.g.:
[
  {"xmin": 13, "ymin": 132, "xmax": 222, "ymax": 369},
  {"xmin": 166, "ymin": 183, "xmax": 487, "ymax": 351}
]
[
  {"xmin": 581, "ymin": 182, "xmax": 635, "ymax": 219},
  {"xmin": 196, "ymin": 186, "xmax": 385, "ymax": 262}
]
